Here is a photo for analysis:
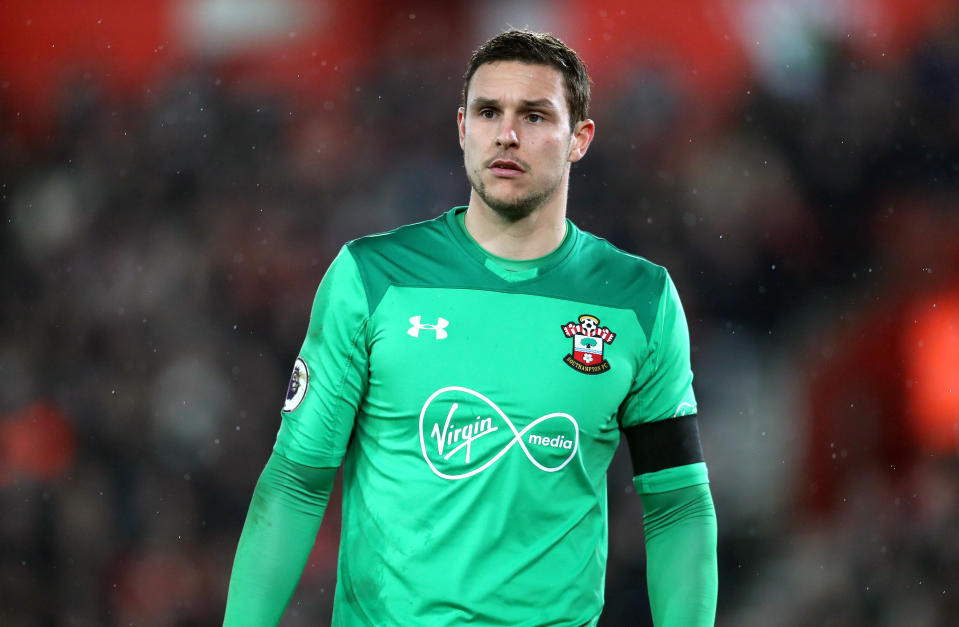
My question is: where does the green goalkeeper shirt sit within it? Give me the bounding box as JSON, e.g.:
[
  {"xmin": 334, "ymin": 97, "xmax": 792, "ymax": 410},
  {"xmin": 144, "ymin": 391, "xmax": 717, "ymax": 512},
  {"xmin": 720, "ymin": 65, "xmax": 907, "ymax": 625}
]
[{"xmin": 274, "ymin": 207, "xmax": 707, "ymax": 626}]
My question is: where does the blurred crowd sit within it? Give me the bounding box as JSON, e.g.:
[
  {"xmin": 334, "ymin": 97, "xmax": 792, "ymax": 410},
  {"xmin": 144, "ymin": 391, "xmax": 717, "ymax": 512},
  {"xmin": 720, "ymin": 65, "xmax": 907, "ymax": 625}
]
[{"xmin": 2, "ymin": 3, "xmax": 958, "ymax": 626}]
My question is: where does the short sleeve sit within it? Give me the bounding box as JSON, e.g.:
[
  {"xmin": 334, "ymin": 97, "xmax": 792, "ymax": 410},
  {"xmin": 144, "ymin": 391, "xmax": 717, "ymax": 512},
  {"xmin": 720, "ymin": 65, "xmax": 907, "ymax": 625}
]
[
  {"xmin": 273, "ymin": 247, "xmax": 370, "ymax": 467},
  {"xmin": 618, "ymin": 271, "xmax": 697, "ymax": 428}
]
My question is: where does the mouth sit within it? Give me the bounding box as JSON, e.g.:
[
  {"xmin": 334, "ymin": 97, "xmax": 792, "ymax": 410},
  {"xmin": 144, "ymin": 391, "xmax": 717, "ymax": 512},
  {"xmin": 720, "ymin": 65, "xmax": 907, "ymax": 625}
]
[{"xmin": 488, "ymin": 159, "xmax": 526, "ymax": 177}]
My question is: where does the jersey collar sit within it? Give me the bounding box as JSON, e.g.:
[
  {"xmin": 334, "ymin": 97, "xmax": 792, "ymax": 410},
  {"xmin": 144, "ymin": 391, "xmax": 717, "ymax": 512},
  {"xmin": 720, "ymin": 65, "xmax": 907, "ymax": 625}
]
[{"xmin": 445, "ymin": 206, "xmax": 579, "ymax": 283}]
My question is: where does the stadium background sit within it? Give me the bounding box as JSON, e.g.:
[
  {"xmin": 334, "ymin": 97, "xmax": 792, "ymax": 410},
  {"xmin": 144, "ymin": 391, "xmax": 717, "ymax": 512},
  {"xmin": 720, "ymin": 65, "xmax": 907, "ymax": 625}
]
[{"xmin": 2, "ymin": 1, "xmax": 958, "ymax": 625}]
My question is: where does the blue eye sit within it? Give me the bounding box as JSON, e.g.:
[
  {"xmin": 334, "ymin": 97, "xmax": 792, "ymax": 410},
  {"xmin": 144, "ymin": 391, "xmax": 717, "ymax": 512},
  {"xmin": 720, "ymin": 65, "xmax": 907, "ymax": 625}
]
[{"xmin": 480, "ymin": 109, "xmax": 497, "ymax": 119}]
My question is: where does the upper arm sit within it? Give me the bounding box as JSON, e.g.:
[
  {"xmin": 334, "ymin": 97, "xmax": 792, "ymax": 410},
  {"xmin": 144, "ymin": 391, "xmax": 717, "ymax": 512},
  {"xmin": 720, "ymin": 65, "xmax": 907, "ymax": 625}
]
[
  {"xmin": 618, "ymin": 270, "xmax": 697, "ymax": 429},
  {"xmin": 273, "ymin": 247, "xmax": 371, "ymax": 468},
  {"xmin": 618, "ymin": 271, "xmax": 707, "ymax": 492}
]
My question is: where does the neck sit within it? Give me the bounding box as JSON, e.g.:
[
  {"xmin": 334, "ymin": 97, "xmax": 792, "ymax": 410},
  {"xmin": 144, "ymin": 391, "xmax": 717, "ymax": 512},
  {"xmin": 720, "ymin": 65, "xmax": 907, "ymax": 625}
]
[{"xmin": 464, "ymin": 185, "xmax": 569, "ymax": 260}]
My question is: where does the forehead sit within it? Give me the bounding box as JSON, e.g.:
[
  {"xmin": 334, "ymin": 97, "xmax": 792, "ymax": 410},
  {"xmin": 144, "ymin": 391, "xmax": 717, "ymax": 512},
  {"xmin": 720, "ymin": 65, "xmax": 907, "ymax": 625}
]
[{"xmin": 467, "ymin": 61, "xmax": 567, "ymax": 111}]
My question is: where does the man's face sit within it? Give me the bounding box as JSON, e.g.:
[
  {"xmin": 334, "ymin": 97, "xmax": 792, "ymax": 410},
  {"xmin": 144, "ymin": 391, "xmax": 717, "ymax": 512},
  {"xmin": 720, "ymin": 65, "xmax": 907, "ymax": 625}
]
[{"xmin": 458, "ymin": 61, "xmax": 593, "ymax": 222}]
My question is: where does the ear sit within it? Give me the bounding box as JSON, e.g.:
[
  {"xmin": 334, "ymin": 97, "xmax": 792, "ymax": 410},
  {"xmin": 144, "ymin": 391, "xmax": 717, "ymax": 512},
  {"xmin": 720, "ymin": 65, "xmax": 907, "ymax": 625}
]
[
  {"xmin": 567, "ymin": 118, "xmax": 595, "ymax": 163},
  {"xmin": 457, "ymin": 107, "xmax": 466, "ymax": 151}
]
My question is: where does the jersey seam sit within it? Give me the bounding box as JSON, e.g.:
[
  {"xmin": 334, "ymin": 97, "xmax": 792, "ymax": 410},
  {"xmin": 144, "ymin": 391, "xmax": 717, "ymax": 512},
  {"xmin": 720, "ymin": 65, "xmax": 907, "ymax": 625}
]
[
  {"xmin": 652, "ymin": 269, "xmax": 671, "ymax": 370},
  {"xmin": 643, "ymin": 269, "xmax": 671, "ymax": 421},
  {"xmin": 615, "ymin": 304, "xmax": 654, "ymax": 430},
  {"xmin": 326, "ymin": 248, "xmax": 370, "ymax": 460},
  {"xmin": 326, "ymin": 315, "xmax": 369, "ymax": 460},
  {"xmin": 615, "ymin": 269, "xmax": 669, "ymax": 429},
  {"xmin": 374, "ymin": 282, "xmax": 654, "ymax": 314},
  {"xmin": 345, "ymin": 245, "xmax": 377, "ymax": 317}
]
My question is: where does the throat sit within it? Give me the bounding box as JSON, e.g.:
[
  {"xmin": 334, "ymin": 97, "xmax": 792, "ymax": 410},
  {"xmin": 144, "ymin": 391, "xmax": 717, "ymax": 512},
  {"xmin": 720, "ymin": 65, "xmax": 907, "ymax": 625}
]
[{"xmin": 462, "ymin": 204, "xmax": 567, "ymax": 260}]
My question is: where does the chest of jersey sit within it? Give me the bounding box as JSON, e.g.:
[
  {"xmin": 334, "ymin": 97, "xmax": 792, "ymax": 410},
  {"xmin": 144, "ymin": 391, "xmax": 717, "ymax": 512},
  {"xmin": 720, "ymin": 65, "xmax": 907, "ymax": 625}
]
[{"xmin": 361, "ymin": 286, "xmax": 644, "ymax": 481}]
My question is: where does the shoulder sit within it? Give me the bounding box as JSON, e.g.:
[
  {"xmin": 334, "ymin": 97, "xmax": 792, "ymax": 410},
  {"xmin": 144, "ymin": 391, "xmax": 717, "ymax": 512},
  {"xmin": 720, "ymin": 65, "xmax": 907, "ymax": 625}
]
[
  {"xmin": 573, "ymin": 226, "xmax": 670, "ymax": 291},
  {"xmin": 347, "ymin": 213, "xmax": 450, "ymax": 258},
  {"xmin": 346, "ymin": 212, "xmax": 455, "ymax": 279},
  {"xmin": 343, "ymin": 212, "xmax": 463, "ymax": 311},
  {"xmin": 565, "ymin": 226, "xmax": 678, "ymax": 334}
]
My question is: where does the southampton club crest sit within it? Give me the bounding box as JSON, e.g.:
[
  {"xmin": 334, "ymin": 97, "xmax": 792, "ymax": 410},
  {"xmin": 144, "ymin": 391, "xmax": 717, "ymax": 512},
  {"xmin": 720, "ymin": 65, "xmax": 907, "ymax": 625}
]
[{"xmin": 561, "ymin": 314, "xmax": 616, "ymax": 374}]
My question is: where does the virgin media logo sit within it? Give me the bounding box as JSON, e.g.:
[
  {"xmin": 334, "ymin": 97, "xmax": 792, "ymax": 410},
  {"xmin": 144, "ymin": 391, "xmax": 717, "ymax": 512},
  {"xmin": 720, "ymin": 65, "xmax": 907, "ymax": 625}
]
[{"xmin": 418, "ymin": 386, "xmax": 580, "ymax": 480}]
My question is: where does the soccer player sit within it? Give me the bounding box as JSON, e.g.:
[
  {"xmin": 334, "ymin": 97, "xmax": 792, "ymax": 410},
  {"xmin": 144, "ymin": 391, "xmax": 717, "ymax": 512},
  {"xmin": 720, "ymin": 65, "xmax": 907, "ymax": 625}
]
[{"xmin": 225, "ymin": 29, "xmax": 717, "ymax": 626}]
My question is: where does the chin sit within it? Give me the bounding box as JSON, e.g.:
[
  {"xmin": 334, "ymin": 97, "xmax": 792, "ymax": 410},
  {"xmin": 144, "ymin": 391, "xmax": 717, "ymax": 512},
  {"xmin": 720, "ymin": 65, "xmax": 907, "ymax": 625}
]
[
  {"xmin": 469, "ymin": 170, "xmax": 553, "ymax": 222},
  {"xmin": 489, "ymin": 202, "xmax": 536, "ymax": 222},
  {"xmin": 484, "ymin": 191, "xmax": 548, "ymax": 222}
]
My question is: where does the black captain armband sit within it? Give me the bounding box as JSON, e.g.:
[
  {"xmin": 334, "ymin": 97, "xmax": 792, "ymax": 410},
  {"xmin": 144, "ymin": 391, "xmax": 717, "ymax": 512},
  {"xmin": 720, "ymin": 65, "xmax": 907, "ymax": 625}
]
[{"xmin": 622, "ymin": 414, "xmax": 704, "ymax": 477}]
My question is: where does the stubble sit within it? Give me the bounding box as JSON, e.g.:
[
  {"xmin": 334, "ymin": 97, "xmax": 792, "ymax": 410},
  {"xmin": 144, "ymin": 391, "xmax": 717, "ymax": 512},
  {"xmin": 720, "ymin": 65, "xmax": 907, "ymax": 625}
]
[{"xmin": 465, "ymin": 160, "xmax": 565, "ymax": 223}]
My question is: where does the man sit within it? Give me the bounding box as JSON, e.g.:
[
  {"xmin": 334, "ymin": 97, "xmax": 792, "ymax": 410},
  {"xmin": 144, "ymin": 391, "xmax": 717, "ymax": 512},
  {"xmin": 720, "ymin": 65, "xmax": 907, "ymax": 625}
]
[{"xmin": 225, "ymin": 29, "xmax": 717, "ymax": 626}]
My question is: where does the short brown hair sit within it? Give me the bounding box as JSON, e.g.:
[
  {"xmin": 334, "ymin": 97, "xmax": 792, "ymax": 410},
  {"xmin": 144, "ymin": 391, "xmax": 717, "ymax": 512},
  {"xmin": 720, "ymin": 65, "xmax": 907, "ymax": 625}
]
[{"xmin": 463, "ymin": 29, "xmax": 591, "ymax": 131}]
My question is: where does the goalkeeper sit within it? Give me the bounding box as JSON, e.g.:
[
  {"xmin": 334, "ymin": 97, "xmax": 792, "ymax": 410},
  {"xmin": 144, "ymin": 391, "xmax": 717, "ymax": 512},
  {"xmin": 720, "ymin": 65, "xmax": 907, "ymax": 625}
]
[{"xmin": 225, "ymin": 28, "xmax": 717, "ymax": 627}]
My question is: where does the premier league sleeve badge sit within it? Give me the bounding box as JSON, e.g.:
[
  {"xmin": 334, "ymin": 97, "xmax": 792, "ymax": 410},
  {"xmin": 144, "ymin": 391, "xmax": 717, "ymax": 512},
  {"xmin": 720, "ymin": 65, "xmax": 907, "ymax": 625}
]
[{"xmin": 282, "ymin": 357, "xmax": 310, "ymax": 412}]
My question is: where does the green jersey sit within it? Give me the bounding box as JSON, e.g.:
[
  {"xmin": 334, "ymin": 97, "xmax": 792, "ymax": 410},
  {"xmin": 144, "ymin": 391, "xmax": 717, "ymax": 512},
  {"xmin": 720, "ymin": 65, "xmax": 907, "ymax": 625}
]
[{"xmin": 275, "ymin": 207, "xmax": 705, "ymax": 626}]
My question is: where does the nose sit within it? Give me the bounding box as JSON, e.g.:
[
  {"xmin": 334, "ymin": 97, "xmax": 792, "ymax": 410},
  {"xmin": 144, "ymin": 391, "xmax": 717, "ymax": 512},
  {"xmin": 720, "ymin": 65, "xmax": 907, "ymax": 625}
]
[{"xmin": 495, "ymin": 117, "xmax": 519, "ymax": 149}]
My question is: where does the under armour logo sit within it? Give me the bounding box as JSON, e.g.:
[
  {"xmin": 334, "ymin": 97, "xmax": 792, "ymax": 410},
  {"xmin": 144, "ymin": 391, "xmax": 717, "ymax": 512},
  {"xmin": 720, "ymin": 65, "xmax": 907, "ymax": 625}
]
[{"xmin": 408, "ymin": 315, "xmax": 449, "ymax": 339}]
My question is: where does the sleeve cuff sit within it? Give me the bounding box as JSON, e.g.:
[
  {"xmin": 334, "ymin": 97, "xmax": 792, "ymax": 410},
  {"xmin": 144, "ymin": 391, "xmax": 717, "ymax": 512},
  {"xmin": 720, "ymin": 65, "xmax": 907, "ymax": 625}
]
[{"xmin": 634, "ymin": 461, "xmax": 709, "ymax": 495}]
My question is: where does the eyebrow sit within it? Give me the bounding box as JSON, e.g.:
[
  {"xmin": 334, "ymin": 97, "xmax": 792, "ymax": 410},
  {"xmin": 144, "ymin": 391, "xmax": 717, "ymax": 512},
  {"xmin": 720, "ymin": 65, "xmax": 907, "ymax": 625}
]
[{"xmin": 470, "ymin": 97, "xmax": 559, "ymax": 111}]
